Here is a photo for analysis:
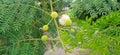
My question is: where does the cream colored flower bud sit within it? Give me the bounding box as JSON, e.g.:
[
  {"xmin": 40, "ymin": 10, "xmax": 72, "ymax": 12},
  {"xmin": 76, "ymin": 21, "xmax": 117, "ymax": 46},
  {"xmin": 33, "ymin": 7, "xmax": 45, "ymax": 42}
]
[{"xmin": 59, "ymin": 14, "xmax": 72, "ymax": 26}]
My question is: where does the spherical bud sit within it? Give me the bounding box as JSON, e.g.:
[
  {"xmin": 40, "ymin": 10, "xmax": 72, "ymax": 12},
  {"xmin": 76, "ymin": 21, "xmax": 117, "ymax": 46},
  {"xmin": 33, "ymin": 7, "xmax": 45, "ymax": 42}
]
[
  {"xmin": 59, "ymin": 14, "xmax": 72, "ymax": 26},
  {"xmin": 51, "ymin": 11, "xmax": 58, "ymax": 19},
  {"xmin": 70, "ymin": 29, "xmax": 75, "ymax": 33},
  {"xmin": 49, "ymin": 49, "xmax": 54, "ymax": 53},
  {"xmin": 65, "ymin": 19, "xmax": 72, "ymax": 26},
  {"xmin": 42, "ymin": 25, "xmax": 48, "ymax": 31},
  {"xmin": 41, "ymin": 35, "xmax": 49, "ymax": 41}
]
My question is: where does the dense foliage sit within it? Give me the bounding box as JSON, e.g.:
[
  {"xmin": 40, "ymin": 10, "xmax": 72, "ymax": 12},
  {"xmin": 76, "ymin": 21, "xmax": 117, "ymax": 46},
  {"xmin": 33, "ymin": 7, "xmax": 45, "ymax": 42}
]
[
  {"xmin": 71, "ymin": 0, "xmax": 120, "ymax": 20},
  {"xmin": 62, "ymin": 11, "xmax": 120, "ymax": 55},
  {"xmin": 0, "ymin": 0, "xmax": 71, "ymax": 55}
]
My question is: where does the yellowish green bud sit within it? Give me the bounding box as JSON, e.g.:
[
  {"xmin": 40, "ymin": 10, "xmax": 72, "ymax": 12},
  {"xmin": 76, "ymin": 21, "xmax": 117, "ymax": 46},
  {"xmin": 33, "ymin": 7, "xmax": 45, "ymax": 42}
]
[
  {"xmin": 51, "ymin": 11, "xmax": 58, "ymax": 19},
  {"xmin": 42, "ymin": 25, "xmax": 48, "ymax": 31},
  {"xmin": 41, "ymin": 35, "xmax": 49, "ymax": 41}
]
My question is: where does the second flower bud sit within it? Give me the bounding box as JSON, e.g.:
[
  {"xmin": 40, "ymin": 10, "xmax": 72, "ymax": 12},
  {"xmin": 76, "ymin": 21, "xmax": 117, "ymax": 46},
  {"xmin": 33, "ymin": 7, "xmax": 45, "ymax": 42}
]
[{"xmin": 42, "ymin": 25, "xmax": 49, "ymax": 31}]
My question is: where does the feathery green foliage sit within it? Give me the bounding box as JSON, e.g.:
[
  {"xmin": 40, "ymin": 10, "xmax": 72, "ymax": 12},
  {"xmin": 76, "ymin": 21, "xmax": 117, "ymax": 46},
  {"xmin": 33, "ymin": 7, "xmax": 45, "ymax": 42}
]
[
  {"xmin": 0, "ymin": 0, "xmax": 71, "ymax": 55},
  {"xmin": 61, "ymin": 10, "xmax": 120, "ymax": 55},
  {"xmin": 71, "ymin": 0, "xmax": 120, "ymax": 20}
]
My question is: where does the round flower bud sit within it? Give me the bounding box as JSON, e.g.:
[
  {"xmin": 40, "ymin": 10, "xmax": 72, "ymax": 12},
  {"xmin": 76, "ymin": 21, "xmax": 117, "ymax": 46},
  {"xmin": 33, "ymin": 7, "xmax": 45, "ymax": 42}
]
[
  {"xmin": 65, "ymin": 19, "xmax": 72, "ymax": 26},
  {"xmin": 70, "ymin": 29, "xmax": 75, "ymax": 33},
  {"xmin": 51, "ymin": 11, "xmax": 58, "ymax": 19},
  {"xmin": 41, "ymin": 35, "xmax": 49, "ymax": 41},
  {"xmin": 59, "ymin": 14, "xmax": 72, "ymax": 26},
  {"xmin": 42, "ymin": 25, "xmax": 48, "ymax": 31},
  {"xmin": 49, "ymin": 49, "xmax": 54, "ymax": 53}
]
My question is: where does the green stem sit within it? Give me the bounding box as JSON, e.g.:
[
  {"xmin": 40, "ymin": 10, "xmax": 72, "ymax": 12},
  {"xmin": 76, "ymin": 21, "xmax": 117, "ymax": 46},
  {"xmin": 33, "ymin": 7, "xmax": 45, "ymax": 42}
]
[
  {"xmin": 53, "ymin": 19, "xmax": 66, "ymax": 51},
  {"xmin": 47, "ymin": 19, "xmax": 53, "ymax": 25},
  {"xmin": 50, "ymin": 0, "xmax": 66, "ymax": 54},
  {"xmin": 50, "ymin": 0, "xmax": 53, "ymax": 11}
]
